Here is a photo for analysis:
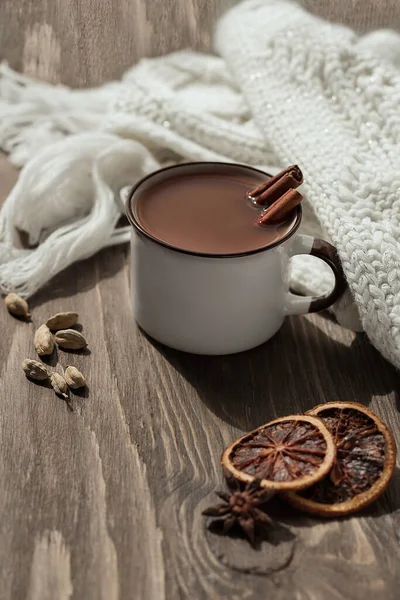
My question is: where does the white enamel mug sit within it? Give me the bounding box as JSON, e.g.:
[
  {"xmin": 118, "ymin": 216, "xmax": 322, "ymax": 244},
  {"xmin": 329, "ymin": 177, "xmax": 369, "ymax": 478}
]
[{"xmin": 126, "ymin": 163, "xmax": 346, "ymax": 355}]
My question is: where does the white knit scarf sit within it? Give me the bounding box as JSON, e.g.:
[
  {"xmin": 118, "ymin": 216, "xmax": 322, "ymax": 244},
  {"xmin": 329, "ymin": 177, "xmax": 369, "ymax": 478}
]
[{"xmin": 1, "ymin": 0, "xmax": 400, "ymax": 367}]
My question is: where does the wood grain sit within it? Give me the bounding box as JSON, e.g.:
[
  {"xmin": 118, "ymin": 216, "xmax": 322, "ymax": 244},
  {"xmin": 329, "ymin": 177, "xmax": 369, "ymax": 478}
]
[
  {"xmin": 0, "ymin": 1, "xmax": 400, "ymax": 599},
  {"xmin": 1, "ymin": 1, "xmax": 398, "ymax": 86}
]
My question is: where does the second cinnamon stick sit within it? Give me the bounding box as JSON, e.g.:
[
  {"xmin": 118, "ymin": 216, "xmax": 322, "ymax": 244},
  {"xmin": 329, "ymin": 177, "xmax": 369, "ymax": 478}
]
[{"xmin": 257, "ymin": 189, "xmax": 303, "ymax": 225}]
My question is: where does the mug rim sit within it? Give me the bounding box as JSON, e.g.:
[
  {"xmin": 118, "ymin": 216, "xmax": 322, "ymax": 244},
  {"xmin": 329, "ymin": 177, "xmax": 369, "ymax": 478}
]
[{"xmin": 125, "ymin": 161, "xmax": 302, "ymax": 259}]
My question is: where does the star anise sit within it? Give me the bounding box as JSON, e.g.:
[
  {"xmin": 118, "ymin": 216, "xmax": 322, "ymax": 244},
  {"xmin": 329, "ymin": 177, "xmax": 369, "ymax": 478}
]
[{"xmin": 202, "ymin": 473, "xmax": 273, "ymax": 546}]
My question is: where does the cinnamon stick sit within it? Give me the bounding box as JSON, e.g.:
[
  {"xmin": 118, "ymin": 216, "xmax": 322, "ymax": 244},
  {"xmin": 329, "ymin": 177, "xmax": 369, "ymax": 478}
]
[
  {"xmin": 248, "ymin": 165, "xmax": 303, "ymax": 206},
  {"xmin": 257, "ymin": 188, "xmax": 303, "ymax": 225}
]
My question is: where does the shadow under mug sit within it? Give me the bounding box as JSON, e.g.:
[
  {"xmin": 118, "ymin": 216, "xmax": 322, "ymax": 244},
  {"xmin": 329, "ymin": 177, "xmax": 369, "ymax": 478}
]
[{"xmin": 126, "ymin": 162, "xmax": 347, "ymax": 355}]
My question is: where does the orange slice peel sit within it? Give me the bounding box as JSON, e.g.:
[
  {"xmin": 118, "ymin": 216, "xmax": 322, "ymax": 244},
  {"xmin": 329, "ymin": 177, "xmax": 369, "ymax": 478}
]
[{"xmin": 222, "ymin": 414, "xmax": 337, "ymax": 492}]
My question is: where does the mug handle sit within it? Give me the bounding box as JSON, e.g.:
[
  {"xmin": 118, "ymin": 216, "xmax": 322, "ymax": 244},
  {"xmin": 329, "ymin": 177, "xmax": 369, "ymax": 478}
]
[{"xmin": 285, "ymin": 234, "xmax": 347, "ymax": 315}]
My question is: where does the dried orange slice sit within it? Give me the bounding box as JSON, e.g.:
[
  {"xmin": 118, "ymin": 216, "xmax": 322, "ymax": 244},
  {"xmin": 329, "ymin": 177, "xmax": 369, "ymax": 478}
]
[
  {"xmin": 283, "ymin": 402, "xmax": 396, "ymax": 517},
  {"xmin": 222, "ymin": 415, "xmax": 336, "ymax": 491}
]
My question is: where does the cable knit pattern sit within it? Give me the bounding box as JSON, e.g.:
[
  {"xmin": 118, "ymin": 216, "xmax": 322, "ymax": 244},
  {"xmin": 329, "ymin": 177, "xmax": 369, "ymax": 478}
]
[
  {"xmin": 215, "ymin": 0, "xmax": 400, "ymax": 367},
  {"xmin": 0, "ymin": 0, "xmax": 399, "ymax": 367},
  {"xmin": 107, "ymin": 53, "xmax": 275, "ymax": 166}
]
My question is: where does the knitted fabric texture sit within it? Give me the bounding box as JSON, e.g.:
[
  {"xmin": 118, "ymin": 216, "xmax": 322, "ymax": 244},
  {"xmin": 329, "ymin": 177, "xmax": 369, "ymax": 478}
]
[
  {"xmin": 216, "ymin": 0, "xmax": 400, "ymax": 368},
  {"xmin": 0, "ymin": 0, "xmax": 399, "ymax": 366}
]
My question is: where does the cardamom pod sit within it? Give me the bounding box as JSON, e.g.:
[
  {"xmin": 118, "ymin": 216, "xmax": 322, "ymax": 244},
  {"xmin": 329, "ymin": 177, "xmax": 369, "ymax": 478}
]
[
  {"xmin": 55, "ymin": 329, "xmax": 87, "ymax": 350},
  {"xmin": 64, "ymin": 366, "xmax": 86, "ymax": 389},
  {"xmin": 46, "ymin": 312, "xmax": 79, "ymax": 331},
  {"xmin": 5, "ymin": 293, "xmax": 31, "ymax": 319},
  {"xmin": 50, "ymin": 372, "xmax": 69, "ymax": 398},
  {"xmin": 22, "ymin": 359, "xmax": 49, "ymax": 381},
  {"xmin": 34, "ymin": 324, "xmax": 55, "ymax": 356}
]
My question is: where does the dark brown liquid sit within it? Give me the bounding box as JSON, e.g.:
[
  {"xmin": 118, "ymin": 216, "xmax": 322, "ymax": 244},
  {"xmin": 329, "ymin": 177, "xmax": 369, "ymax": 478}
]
[{"xmin": 135, "ymin": 166, "xmax": 296, "ymax": 254}]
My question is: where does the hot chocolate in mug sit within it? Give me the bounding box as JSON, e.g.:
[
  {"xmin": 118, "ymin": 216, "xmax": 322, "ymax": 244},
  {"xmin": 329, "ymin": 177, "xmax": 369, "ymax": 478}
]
[{"xmin": 126, "ymin": 162, "xmax": 346, "ymax": 355}]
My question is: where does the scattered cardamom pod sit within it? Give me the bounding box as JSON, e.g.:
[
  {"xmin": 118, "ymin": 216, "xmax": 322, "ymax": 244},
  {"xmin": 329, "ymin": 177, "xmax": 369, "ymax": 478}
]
[
  {"xmin": 5, "ymin": 293, "xmax": 31, "ymax": 320},
  {"xmin": 50, "ymin": 372, "xmax": 69, "ymax": 398},
  {"xmin": 64, "ymin": 366, "xmax": 86, "ymax": 389},
  {"xmin": 46, "ymin": 312, "xmax": 79, "ymax": 331},
  {"xmin": 55, "ymin": 329, "xmax": 87, "ymax": 350},
  {"xmin": 22, "ymin": 359, "xmax": 49, "ymax": 381},
  {"xmin": 34, "ymin": 324, "xmax": 55, "ymax": 356}
]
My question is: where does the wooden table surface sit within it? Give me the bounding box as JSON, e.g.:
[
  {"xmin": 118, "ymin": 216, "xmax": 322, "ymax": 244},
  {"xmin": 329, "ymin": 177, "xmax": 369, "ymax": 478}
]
[{"xmin": 1, "ymin": 1, "xmax": 400, "ymax": 599}]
